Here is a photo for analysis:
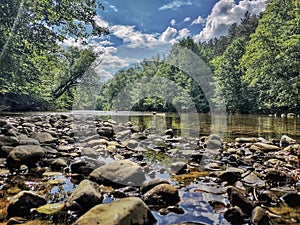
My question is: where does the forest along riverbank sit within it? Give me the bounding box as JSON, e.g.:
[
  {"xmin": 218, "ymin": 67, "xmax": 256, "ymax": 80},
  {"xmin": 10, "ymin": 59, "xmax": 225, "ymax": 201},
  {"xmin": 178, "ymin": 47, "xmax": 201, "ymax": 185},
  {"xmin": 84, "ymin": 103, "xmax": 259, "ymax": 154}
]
[{"xmin": 0, "ymin": 114, "xmax": 299, "ymax": 225}]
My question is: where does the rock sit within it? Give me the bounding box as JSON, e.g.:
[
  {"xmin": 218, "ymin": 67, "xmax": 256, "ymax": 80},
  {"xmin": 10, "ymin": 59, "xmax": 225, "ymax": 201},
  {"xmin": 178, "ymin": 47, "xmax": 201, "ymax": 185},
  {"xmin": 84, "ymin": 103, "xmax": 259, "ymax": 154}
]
[
  {"xmin": 162, "ymin": 129, "xmax": 174, "ymax": 138},
  {"xmin": 116, "ymin": 130, "xmax": 132, "ymax": 140},
  {"xmin": 0, "ymin": 135, "xmax": 19, "ymax": 146},
  {"xmin": 251, "ymin": 206, "xmax": 269, "ymax": 225},
  {"xmin": 250, "ymin": 143, "xmax": 280, "ymax": 152},
  {"xmin": 123, "ymin": 139, "xmax": 139, "ymax": 149},
  {"xmin": 7, "ymin": 145, "xmax": 45, "ymax": 169},
  {"xmin": 264, "ymin": 169, "xmax": 296, "ymax": 185},
  {"xmin": 140, "ymin": 179, "xmax": 170, "ymax": 194},
  {"xmin": 224, "ymin": 206, "xmax": 248, "ymax": 225},
  {"xmin": 65, "ymin": 180, "xmax": 103, "ymax": 214},
  {"xmin": 70, "ymin": 156, "xmax": 105, "ymax": 176},
  {"xmin": 218, "ymin": 171, "xmax": 242, "ymax": 185},
  {"xmin": 280, "ymin": 135, "xmax": 296, "ymax": 147},
  {"xmin": 242, "ymin": 172, "xmax": 265, "ymax": 187},
  {"xmin": 36, "ymin": 203, "xmax": 65, "ymax": 215},
  {"xmin": 31, "ymin": 132, "xmax": 56, "ymax": 144},
  {"xmin": 97, "ymin": 126, "xmax": 114, "ymax": 138},
  {"xmin": 281, "ymin": 192, "xmax": 300, "ymax": 207},
  {"xmin": 7, "ymin": 191, "xmax": 47, "ymax": 218},
  {"xmin": 73, "ymin": 197, "xmax": 156, "ymax": 225},
  {"xmin": 81, "ymin": 147, "xmax": 98, "ymax": 158},
  {"xmin": 143, "ymin": 184, "xmax": 180, "ymax": 206},
  {"xmin": 206, "ymin": 134, "xmax": 222, "ymax": 149},
  {"xmin": 227, "ymin": 187, "xmax": 255, "ymax": 216},
  {"xmin": 51, "ymin": 158, "xmax": 68, "ymax": 171},
  {"xmin": 235, "ymin": 137, "xmax": 258, "ymax": 143},
  {"xmin": 170, "ymin": 162, "xmax": 188, "ymax": 174},
  {"xmin": 89, "ymin": 159, "xmax": 146, "ymax": 187},
  {"xmin": 87, "ymin": 139, "xmax": 108, "ymax": 147}
]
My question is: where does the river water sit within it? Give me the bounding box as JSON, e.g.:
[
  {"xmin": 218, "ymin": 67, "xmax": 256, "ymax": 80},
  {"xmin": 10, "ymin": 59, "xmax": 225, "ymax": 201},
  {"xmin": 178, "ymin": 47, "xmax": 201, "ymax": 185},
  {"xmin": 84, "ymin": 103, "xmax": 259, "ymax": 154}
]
[{"xmin": 45, "ymin": 111, "xmax": 299, "ymax": 142}]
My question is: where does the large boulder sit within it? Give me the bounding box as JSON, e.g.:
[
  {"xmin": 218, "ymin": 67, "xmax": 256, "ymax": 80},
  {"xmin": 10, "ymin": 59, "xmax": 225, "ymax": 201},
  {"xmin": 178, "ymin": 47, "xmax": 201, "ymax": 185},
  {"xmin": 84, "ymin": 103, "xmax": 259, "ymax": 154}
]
[
  {"xmin": 73, "ymin": 197, "xmax": 156, "ymax": 225},
  {"xmin": 7, "ymin": 191, "xmax": 47, "ymax": 218},
  {"xmin": 6, "ymin": 145, "xmax": 45, "ymax": 169},
  {"xmin": 89, "ymin": 160, "xmax": 146, "ymax": 187},
  {"xmin": 65, "ymin": 180, "xmax": 103, "ymax": 214}
]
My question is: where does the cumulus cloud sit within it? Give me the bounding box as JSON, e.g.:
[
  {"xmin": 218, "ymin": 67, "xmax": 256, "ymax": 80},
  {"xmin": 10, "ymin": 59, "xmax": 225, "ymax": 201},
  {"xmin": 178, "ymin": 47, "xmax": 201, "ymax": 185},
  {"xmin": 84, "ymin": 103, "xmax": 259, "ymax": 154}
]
[
  {"xmin": 158, "ymin": 0, "xmax": 192, "ymax": 11},
  {"xmin": 159, "ymin": 26, "xmax": 178, "ymax": 43},
  {"xmin": 170, "ymin": 19, "xmax": 176, "ymax": 26},
  {"xmin": 183, "ymin": 17, "xmax": 191, "ymax": 23},
  {"xmin": 191, "ymin": 16, "xmax": 204, "ymax": 25},
  {"xmin": 194, "ymin": 0, "xmax": 266, "ymax": 42},
  {"xmin": 178, "ymin": 28, "xmax": 190, "ymax": 39}
]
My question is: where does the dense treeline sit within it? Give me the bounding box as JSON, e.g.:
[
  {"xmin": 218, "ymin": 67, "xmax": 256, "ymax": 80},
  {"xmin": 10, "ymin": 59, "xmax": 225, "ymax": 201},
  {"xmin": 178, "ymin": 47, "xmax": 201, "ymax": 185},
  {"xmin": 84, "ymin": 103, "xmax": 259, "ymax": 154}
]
[
  {"xmin": 98, "ymin": 0, "xmax": 300, "ymax": 114},
  {"xmin": 0, "ymin": 0, "xmax": 299, "ymax": 114},
  {"xmin": 0, "ymin": 0, "xmax": 108, "ymax": 111}
]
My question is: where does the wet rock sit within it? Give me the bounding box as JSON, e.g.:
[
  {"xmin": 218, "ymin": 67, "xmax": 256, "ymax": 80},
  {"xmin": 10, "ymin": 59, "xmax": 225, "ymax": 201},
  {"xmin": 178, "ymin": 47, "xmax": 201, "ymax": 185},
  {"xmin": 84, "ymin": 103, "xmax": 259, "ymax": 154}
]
[
  {"xmin": 250, "ymin": 143, "xmax": 280, "ymax": 152},
  {"xmin": 70, "ymin": 156, "xmax": 105, "ymax": 176},
  {"xmin": 97, "ymin": 126, "xmax": 114, "ymax": 138},
  {"xmin": 170, "ymin": 162, "xmax": 188, "ymax": 174},
  {"xmin": 224, "ymin": 206, "xmax": 248, "ymax": 225},
  {"xmin": 281, "ymin": 192, "xmax": 300, "ymax": 207},
  {"xmin": 206, "ymin": 134, "xmax": 222, "ymax": 149},
  {"xmin": 264, "ymin": 169, "xmax": 296, "ymax": 185},
  {"xmin": 140, "ymin": 179, "xmax": 170, "ymax": 194},
  {"xmin": 116, "ymin": 129, "xmax": 132, "ymax": 140},
  {"xmin": 74, "ymin": 197, "xmax": 156, "ymax": 225},
  {"xmin": 7, "ymin": 145, "xmax": 45, "ymax": 170},
  {"xmin": 235, "ymin": 137, "xmax": 258, "ymax": 143},
  {"xmin": 242, "ymin": 172, "xmax": 265, "ymax": 187},
  {"xmin": 162, "ymin": 129, "xmax": 174, "ymax": 138},
  {"xmin": 123, "ymin": 139, "xmax": 139, "ymax": 149},
  {"xmin": 7, "ymin": 191, "xmax": 47, "ymax": 218},
  {"xmin": 36, "ymin": 203, "xmax": 65, "ymax": 215},
  {"xmin": 143, "ymin": 184, "xmax": 180, "ymax": 206},
  {"xmin": 227, "ymin": 187, "xmax": 255, "ymax": 216},
  {"xmin": 258, "ymin": 190, "xmax": 279, "ymax": 206},
  {"xmin": 87, "ymin": 138, "xmax": 108, "ymax": 147},
  {"xmin": 31, "ymin": 132, "xmax": 56, "ymax": 144},
  {"xmin": 81, "ymin": 147, "xmax": 98, "ymax": 158},
  {"xmin": 65, "ymin": 179, "xmax": 103, "ymax": 214},
  {"xmin": 89, "ymin": 159, "xmax": 146, "ymax": 187},
  {"xmin": 280, "ymin": 135, "xmax": 296, "ymax": 147},
  {"xmin": 251, "ymin": 206, "xmax": 269, "ymax": 225},
  {"xmin": 51, "ymin": 158, "xmax": 68, "ymax": 171},
  {"xmin": 0, "ymin": 135, "xmax": 19, "ymax": 146},
  {"xmin": 218, "ymin": 171, "xmax": 242, "ymax": 185}
]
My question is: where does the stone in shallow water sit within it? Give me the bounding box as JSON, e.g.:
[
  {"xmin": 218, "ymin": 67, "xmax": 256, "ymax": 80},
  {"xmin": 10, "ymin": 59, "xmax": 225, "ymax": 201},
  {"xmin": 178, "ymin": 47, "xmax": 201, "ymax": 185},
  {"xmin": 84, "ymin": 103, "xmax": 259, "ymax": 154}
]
[
  {"xmin": 36, "ymin": 203, "xmax": 65, "ymax": 215},
  {"xmin": 89, "ymin": 159, "xmax": 146, "ymax": 187},
  {"xmin": 7, "ymin": 191, "xmax": 47, "ymax": 218},
  {"xmin": 73, "ymin": 197, "xmax": 156, "ymax": 225},
  {"xmin": 142, "ymin": 183, "xmax": 180, "ymax": 206},
  {"xmin": 65, "ymin": 179, "xmax": 103, "ymax": 214},
  {"xmin": 31, "ymin": 132, "xmax": 56, "ymax": 144}
]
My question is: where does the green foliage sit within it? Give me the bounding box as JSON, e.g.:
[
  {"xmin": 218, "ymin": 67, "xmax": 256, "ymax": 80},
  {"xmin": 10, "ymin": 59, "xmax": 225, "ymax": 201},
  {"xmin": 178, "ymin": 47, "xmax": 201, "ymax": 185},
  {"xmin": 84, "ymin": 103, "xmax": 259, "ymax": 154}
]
[
  {"xmin": 241, "ymin": 0, "xmax": 300, "ymax": 112},
  {"xmin": 0, "ymin": 0, "xmax": 107, "ymax": 110}
]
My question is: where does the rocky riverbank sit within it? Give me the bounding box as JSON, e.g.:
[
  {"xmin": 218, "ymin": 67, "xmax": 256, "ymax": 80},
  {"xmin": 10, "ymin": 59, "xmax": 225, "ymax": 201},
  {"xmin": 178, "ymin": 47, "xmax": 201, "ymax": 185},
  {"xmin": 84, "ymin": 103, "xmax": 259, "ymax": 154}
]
[{"xmin": 0, "ymin": 114, "xmax": 299, "ymax": 225}]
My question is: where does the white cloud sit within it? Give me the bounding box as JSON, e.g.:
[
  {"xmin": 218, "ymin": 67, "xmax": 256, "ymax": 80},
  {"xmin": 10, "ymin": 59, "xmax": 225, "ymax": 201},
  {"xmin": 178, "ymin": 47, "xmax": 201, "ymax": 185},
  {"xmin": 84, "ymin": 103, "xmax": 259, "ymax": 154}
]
[
  {"xmin": 191, "ymin": 16, "xmax": 204, "ymax": 25},
  {"xmin": 178, "ymin": 28, "xmax": 190, "ymax": 39},
  {"xmin": 183, "ymin": 17, "xmax": 191, "ymax": 23},
  {"xmin": 194, "ymin": 0, "xmax": 266, "ymax": 42},
  {"xmin": 159, "ymin": 26, "xmax": 178, "ymax": 43},
  {"xmin": 93, "ymin": 15, "xmax": 109, "ymax": 28},
  {"xmin": 170, "ymin": 19, "xmax": 176, "ymax": 26},
  {"xmin": 159, "ymin": 0, "xmax": 192, "ymax": 11}
]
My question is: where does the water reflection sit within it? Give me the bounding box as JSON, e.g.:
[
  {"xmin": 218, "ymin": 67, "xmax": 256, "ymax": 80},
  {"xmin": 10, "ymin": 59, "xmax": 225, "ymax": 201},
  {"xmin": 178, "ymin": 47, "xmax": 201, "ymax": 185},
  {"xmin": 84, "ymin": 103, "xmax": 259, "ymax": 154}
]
[{"xmin": 119, "ymin": 113, "xmax": 300, "ymax": 142}]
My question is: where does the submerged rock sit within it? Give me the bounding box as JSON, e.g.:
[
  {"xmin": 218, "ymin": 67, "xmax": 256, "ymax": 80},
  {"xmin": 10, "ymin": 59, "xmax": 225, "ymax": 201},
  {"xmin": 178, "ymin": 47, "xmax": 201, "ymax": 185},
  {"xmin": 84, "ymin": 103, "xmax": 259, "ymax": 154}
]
[{"xmin": 73, "ymin": 197, "xmax": 156, "ymax": 225}]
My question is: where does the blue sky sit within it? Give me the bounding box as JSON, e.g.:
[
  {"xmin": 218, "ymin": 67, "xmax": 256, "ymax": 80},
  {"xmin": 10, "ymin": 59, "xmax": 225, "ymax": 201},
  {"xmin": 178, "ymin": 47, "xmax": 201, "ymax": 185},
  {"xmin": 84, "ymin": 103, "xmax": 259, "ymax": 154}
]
[{"xmin": 62, "ymin": 0, "xmax": 266, "ymax": 81}]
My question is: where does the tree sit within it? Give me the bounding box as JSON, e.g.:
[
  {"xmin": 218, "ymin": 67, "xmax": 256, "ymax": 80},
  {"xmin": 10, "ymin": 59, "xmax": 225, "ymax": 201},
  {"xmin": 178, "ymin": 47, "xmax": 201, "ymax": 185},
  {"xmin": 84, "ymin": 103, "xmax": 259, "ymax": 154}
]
[
  {"xmin": 0, "ymin": 0, "xmax": 108, "ymax": 110},
  {"xmin": 241, "ymin": 0, "xmax": 300, "ymax": 113}
]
